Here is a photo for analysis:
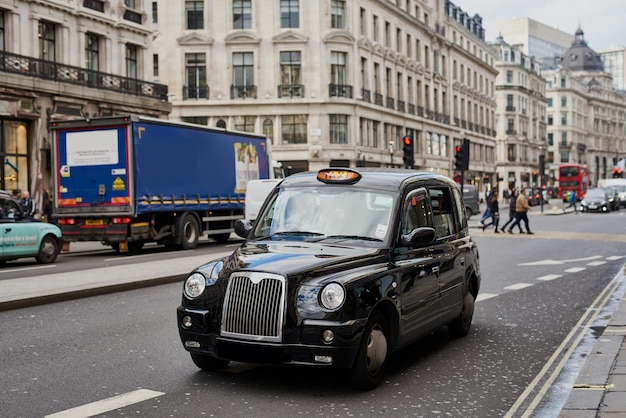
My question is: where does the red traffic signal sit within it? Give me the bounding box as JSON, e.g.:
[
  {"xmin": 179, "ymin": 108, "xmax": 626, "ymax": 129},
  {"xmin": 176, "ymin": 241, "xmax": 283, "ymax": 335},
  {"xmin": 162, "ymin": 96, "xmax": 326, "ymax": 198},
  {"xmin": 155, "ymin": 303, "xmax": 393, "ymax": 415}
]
[{"xmin": 402, "ymin": 136, "xmax": 414, "ymax": 169}]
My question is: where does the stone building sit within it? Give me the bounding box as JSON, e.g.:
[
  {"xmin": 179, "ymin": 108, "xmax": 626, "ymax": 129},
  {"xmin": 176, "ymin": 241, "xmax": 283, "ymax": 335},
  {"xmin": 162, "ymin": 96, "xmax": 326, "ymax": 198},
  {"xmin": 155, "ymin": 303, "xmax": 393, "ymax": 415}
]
[
  {"xmin": 490, "ymin": 35, "xmax": 548, "ymax": 191},
  {"xmin": 0, "ymin": 0, "xmax": 170, "ymax": 210},
  {"xmin": 153, "ymin": 0, "xmax": 497, "ymax": 184},
  {"xmin": 544, "ymin": 28, "xmax": 626, "ymax": 185}
]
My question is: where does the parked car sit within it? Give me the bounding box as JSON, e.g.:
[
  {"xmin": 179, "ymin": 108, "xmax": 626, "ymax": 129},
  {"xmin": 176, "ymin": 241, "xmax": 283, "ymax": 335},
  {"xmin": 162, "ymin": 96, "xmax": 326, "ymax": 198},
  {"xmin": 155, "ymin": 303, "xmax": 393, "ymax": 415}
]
[
  {"xmin": 461, "ymin": 184, "xmax": 480, "ymax": 219},
  {"xmin": 177, "ymin": 168, "xmax": 481, "ymax": 390},
  {"xmin": 0, "ymin": 190, "xmax": 64, "ymax": 265},
  {"xmin": 580, "ymin": 189, "xmax": 611, "ymax": 213},
  {"xmin": 525, "ymin": 188, "xmax": 543, "ymax": 206}
]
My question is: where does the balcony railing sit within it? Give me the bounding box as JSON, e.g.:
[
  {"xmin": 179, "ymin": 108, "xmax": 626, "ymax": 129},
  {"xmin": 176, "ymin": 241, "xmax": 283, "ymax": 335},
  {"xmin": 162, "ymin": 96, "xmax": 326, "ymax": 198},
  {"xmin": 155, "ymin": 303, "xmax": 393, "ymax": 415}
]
[
  {"xmin": 231, "ymin": 85, "xmax": 257, "ymax": 99},
  {"xmin": 397, "ymin": 100, "xmax": 405, "ymax": 113},
  {"xmin": 417, "ymin": 106, "xmax": 424, "ymax": 117},
  {"xmin": 506, "ymin": 105, "xmax": 516, "ymax": 112},
  {"xmin": 408, "ymin": 103, "xmax": 415, "ymax": 115},
  {"xmin": 385, "ymin": 96, "xmax": 395, "ymax": 110},
  {"xmin": 183, "ymin": 85, "xmax": 209, "ymax": 100},
  {"xmin": 0, "ymin": 50, "xmax": 168, "ymax": 99},
  {"xmin": 506, "ymin": 129, "xmax": 517, "ymax": 135},
  {"xmin": 329, "ymin": 83, "xmax": 353, "ymax": 98},
  {"xmin": 360, "ymin": 88, "xmax": 371, "ymax": 102},
  {"xmin": 374, "ymin": 92, "xmax": 383, "ymax": 106},
  {"xmin": 278, "ymin": 84, "xmax": 304, "ymax": 98}
]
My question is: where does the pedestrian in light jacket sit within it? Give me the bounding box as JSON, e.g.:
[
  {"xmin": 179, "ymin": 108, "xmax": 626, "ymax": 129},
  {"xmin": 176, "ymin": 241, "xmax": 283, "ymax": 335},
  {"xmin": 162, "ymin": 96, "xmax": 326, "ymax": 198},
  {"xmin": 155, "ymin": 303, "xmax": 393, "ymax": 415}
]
[{"xmin": 508, "ymin": 188, "xmax": 533, "ymax": 234}]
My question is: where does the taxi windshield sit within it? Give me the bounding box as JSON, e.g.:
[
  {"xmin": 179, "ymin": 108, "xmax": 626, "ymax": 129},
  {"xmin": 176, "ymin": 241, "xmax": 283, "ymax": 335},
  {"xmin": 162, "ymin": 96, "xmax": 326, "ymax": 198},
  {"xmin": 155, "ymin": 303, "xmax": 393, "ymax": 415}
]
[{"xmin": 252, "ymin": 186, "xmax": 395, "ymax": 243}]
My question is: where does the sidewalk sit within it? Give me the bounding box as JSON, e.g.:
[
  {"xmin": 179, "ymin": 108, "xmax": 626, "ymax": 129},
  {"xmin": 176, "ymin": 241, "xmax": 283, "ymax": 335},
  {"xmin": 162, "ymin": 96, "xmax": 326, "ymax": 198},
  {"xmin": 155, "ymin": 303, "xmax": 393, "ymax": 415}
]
[{"xmin": 559, "ymin": 267, "xmax": 626, "ymax": 417}]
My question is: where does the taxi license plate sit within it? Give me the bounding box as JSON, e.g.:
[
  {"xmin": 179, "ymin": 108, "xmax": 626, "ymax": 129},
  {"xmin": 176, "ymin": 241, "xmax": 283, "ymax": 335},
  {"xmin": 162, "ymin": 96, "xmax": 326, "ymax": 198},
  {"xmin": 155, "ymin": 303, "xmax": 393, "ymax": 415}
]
[
  {"xmin": 85, "ymin": 219, "xmax": 104, "ymax": 225},
  {"xmin": 589, "ymin": 204, "xmax": 597, "ymax": 209}
]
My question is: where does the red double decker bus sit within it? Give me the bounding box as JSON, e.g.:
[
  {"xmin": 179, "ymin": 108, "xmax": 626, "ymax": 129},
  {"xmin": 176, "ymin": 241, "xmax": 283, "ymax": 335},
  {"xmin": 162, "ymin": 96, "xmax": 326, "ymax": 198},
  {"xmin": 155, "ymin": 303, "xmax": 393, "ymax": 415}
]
[{"xmin": 558, "ymin": 164, "xmax": 590, "ymax": 200}]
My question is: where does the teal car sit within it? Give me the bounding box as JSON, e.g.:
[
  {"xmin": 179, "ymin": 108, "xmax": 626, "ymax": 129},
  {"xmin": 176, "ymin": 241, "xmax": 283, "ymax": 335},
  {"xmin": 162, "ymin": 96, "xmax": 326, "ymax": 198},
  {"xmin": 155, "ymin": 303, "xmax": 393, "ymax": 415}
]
[{"xmin": 0, "ymin": 191, "xmax": 63, "ymax": 266}]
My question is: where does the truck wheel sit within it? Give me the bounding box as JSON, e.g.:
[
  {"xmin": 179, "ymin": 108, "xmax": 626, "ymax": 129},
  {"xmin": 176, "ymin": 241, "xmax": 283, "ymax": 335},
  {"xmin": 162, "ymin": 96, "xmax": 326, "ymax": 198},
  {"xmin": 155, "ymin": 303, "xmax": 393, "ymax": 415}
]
[
  {"xmin": 36, "ymin": 236, "xmax": 59, "ymax": 264},
  {"xmin": 178, "ymin": 214, "xmax": 199, "ymax": 250}
]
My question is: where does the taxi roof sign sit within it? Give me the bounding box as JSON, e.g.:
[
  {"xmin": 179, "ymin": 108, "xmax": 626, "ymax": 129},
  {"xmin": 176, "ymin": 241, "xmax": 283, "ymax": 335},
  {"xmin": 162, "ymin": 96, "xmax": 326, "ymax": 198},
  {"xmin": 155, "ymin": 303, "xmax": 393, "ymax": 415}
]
[{"xmin": 317, "ymin": 169, "xmax": 362, "ymax": 184}]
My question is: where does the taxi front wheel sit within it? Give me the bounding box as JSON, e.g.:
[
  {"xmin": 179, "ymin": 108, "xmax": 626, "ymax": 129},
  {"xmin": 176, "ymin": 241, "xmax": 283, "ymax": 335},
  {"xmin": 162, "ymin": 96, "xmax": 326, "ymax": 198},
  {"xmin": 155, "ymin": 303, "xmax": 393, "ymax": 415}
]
[{"xmin": 348, "ymin": 312, "xmax": 388, "ymax": 391}]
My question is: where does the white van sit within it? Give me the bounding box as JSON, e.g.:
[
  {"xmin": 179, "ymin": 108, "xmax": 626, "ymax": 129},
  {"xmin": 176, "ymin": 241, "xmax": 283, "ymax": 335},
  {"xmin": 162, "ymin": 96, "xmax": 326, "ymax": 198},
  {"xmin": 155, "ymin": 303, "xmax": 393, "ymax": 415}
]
[
  {"xmin": 598, "ymin": 178, "xmax": 626, "ymax": 207},
  {"xmin": 244, "ymin": 179, "xmax": 281, "ymax": 222}
]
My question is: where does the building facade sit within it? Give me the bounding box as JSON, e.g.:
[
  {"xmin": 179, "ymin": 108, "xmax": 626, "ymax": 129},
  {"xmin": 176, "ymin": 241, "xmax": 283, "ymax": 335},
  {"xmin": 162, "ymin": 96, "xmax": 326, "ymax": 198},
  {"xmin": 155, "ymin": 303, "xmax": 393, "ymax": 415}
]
[
  {"xmin": 544, "ymin": 29, "xmax": 626, "ymax": 185},
  {"xmin": 491, "ymin": 36, "xmax": 548, "ymax": 191},
  {"xmin": 0, "ymin": 0, "xmax": 170, "ymax": 209},
  {"xmin": 153, "ymin": 0, "xmax": 498, "ymax": 184}
]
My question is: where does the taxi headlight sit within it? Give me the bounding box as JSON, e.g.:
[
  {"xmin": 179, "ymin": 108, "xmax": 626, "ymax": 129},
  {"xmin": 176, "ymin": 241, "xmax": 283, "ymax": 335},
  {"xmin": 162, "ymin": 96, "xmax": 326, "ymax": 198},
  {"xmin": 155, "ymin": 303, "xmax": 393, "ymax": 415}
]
[
  {"xmin": 184, "ymin": 273, "xmax": 206, "ymax": 299},
  {"xmin": 319, "ymin": 283, "xmax": 346, "ymax": 311}
]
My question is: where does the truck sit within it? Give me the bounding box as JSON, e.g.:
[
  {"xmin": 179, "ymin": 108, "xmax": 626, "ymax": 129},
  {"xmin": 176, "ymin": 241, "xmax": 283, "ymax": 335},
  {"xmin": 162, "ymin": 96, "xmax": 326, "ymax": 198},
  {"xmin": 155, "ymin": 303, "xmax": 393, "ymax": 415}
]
[{"xmin": 50, "ymin": 115, "xmax": 273, "ymax": 252}]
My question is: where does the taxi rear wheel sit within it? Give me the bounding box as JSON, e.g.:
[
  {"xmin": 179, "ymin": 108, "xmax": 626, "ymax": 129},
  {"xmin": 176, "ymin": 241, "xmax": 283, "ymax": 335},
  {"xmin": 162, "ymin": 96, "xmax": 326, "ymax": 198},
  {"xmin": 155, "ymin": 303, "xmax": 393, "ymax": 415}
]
[
  {"xmin": 448, "ymin": 282, "xmax": 475, "ymax": 338},
  {"xmin": 348, "ymin": 312, "xmax": 388, "ymax": 391},
  {"xmin": 190, "ymin": 353, "xmax": 230, "ymax": 372},
  {"xmin": 36, "ymin": 236, "xmax": 59, "ymax": 264}
]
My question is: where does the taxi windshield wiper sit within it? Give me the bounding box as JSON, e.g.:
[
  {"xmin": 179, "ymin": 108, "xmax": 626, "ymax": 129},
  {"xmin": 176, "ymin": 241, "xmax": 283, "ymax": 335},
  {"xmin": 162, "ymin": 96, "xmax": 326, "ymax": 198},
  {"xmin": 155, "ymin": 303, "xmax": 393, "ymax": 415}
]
[{"xmin": 322, "ymin": 235, "xmax": 383, "ymax": 242}]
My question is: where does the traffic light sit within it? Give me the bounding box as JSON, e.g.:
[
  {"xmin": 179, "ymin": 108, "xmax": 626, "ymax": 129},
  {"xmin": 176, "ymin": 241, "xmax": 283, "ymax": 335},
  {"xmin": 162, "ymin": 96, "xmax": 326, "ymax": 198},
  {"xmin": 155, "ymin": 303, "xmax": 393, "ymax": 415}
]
[
  {"xmin": 613, "ymin": 167, "xmax": 624, "ymax": 178},
  {"xmin": 402, "ymin": 136, "xmax": 414, "ymax": 169},
  {"xmin": 455, "ymin": 138, "xmax": 470, "ymax": 171}
]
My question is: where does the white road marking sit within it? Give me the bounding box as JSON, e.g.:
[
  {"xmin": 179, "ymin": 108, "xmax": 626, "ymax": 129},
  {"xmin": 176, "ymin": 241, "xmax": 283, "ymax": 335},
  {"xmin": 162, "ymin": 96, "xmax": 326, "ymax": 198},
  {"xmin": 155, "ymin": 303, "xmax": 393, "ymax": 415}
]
[
  {"xmin": 476, "ymin": 293, "xmax": 498, "ymax": 302},
  {"xmin": 45, "ymin": 389, "xmax": 164, "ymax": 418},
  {"xmin": 606, "ymin": 255, "xmax": 624, "ymax": 260},
  {"xmin": 536, "ymin": 274, "xmax": 562, "ymax": 281},
  {"xmin": 519, "ymin": 255, "xmax": 603, "ymax": 266},
  {"xmin": 0, "ymin": 265, "xmax": 57, "ymax": 274},
  {"xmin": 587, "ymin": 261, "xmax": 606, "ymax": 266},
  {"xmin": 504, "ymin": 283, "xmax": 534, "ymax": 290},
  {"xmin": 564, "ymin": 267, "xmax": 586, "ymax": 273}
]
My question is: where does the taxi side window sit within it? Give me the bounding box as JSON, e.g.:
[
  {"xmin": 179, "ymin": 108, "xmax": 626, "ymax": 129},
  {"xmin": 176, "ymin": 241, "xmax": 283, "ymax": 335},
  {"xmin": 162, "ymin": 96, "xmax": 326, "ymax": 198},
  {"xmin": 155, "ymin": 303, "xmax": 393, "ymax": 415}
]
[
  {"xmin": 401, "ymin": 188, "xmax": 430, "ymax": 235},
  {"xmin": 429, "ymin": 187, "xmax": 455, "ymax": 238}
]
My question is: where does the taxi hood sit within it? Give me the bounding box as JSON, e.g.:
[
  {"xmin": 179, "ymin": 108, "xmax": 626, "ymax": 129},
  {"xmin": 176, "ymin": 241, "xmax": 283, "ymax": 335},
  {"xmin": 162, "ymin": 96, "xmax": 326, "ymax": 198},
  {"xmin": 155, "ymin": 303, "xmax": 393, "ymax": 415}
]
[{"xmin": 217, "ymin": 241, "xmax": 388, "ymax": 284}]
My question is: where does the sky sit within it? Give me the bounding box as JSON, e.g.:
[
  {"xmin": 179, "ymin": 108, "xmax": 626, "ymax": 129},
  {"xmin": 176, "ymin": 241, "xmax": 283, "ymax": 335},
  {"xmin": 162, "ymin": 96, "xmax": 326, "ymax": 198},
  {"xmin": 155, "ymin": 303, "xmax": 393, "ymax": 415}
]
[{"xmin": 454, "ymin": 0, "xmax": 626, "ymax": 51}]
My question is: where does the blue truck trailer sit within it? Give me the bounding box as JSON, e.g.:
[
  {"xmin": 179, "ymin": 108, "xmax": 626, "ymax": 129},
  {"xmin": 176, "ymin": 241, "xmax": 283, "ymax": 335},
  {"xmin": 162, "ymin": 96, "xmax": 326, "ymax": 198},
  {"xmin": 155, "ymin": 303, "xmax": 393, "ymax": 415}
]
[{"xmin": 50, "ymin": 115, "xmax": 272, "ymax": 252}]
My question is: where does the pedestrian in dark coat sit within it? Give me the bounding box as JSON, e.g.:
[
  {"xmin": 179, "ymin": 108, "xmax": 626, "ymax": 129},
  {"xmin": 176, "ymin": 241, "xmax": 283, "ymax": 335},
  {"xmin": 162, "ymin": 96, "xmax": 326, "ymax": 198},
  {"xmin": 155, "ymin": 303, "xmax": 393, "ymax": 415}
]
[
  {"xmin": 482, "ymin": 193, "xmax": 500, "ymax": 232},
  {"xmin": 500, "ymin": 189, "xmax": 522, "ymax": 233}
]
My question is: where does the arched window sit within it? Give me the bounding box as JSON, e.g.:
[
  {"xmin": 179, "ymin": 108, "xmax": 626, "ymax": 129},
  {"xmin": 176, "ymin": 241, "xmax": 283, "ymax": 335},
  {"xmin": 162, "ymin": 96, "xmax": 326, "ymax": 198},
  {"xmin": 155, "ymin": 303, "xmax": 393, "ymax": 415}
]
[{"xmin": 216, "ymin": 119, "xmax": 227, "ymax": 129}]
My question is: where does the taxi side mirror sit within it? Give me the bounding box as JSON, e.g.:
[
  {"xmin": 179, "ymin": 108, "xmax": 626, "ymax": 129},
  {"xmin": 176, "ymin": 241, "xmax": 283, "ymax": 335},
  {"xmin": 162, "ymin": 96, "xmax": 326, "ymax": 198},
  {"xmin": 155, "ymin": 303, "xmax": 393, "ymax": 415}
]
[
  {"xmin": 400, "ymin": 226, "xmax": 436, "ymax": 247},
  {"xmin": 234, "ymin": 219, "xmax": 252, "ymax": 239}
]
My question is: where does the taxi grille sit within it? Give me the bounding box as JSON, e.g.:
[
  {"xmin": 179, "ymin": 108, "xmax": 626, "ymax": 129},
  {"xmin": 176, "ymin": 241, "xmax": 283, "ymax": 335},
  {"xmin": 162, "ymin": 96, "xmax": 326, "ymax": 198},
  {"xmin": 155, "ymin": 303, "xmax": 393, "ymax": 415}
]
[{"xmin": 221, "ymin": 272, "xmax": 286, "ymax": 342}]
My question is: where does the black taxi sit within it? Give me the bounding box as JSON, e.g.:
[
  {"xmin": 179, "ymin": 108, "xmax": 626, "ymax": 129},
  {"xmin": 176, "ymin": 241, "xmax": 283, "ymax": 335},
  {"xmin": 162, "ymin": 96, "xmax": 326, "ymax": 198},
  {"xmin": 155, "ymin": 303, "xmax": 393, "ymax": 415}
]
[{"xmin": 176, "ymin": 168, "xmax": 481, "ymax": 390}]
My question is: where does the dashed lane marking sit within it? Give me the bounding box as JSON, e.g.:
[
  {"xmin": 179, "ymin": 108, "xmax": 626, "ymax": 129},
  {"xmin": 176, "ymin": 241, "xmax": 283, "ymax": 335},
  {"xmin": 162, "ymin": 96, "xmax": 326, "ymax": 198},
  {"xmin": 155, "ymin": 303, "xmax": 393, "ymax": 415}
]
[
  {"xmin": 45, "ymin": 389, "xmax": 164, "ymax": 418},
  {"xmin": 476, "ymin": 293, "xmax": 498, "ymax": 302},
  {"xmin": 587, "ymin": 261, "xmax": 607, "ymax": 266},
  {"xmin": 505, "ymin": 283, "xmax": 534, "ymax": 291},
  {"xmin": 564, "ymin": 267, "xmax": 586, "ymax": 273},
  {"xmin": 536, "ymin": 274, "xmax": 562, "ymax": 281}
]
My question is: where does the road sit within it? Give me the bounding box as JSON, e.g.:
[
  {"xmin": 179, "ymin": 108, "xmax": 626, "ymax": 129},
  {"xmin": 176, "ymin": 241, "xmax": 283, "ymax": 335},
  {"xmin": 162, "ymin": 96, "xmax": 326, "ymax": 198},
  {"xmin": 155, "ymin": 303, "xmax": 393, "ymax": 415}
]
[{"xmin": 1, "ymin": 208, "xmax": 625, "ymax": 417}]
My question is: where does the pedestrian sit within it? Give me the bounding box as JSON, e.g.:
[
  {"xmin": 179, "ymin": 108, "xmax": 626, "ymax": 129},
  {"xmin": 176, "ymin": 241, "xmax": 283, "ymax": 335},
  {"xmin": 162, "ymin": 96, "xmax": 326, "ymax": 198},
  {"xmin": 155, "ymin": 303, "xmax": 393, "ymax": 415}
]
[
  {"xmin": 508, "ymin": 188, "xmax": 533, "ymax": 234},
  {"xmin": 482, "ymin": 192, "xmax": 500, "ymax": 233},
  {"xmin": 480, "ymin": 189, "xmax": 492, "ymax": 225},
  {"xmin": 21, "ymin": 190, "xmax": 37, "ymax": 218},
  {"xmin": 41, "ymin": 190, "xmax": 54, "ymax": 223},
  {"xmin": 500, "ymin": 189, "xmax": 522, "ymax": 233},
  {"xmin": 563, "ymin": 190, "xmax": 578, "ymax": 214}
]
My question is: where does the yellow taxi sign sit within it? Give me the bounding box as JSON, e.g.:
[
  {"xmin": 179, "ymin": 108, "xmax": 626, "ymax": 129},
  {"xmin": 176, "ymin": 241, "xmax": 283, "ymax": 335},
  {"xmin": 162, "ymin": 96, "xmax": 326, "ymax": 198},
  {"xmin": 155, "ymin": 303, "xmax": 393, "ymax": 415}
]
[{"xmin": 317, "ymin": 169, "xmax": 362, "ymax": 184}]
